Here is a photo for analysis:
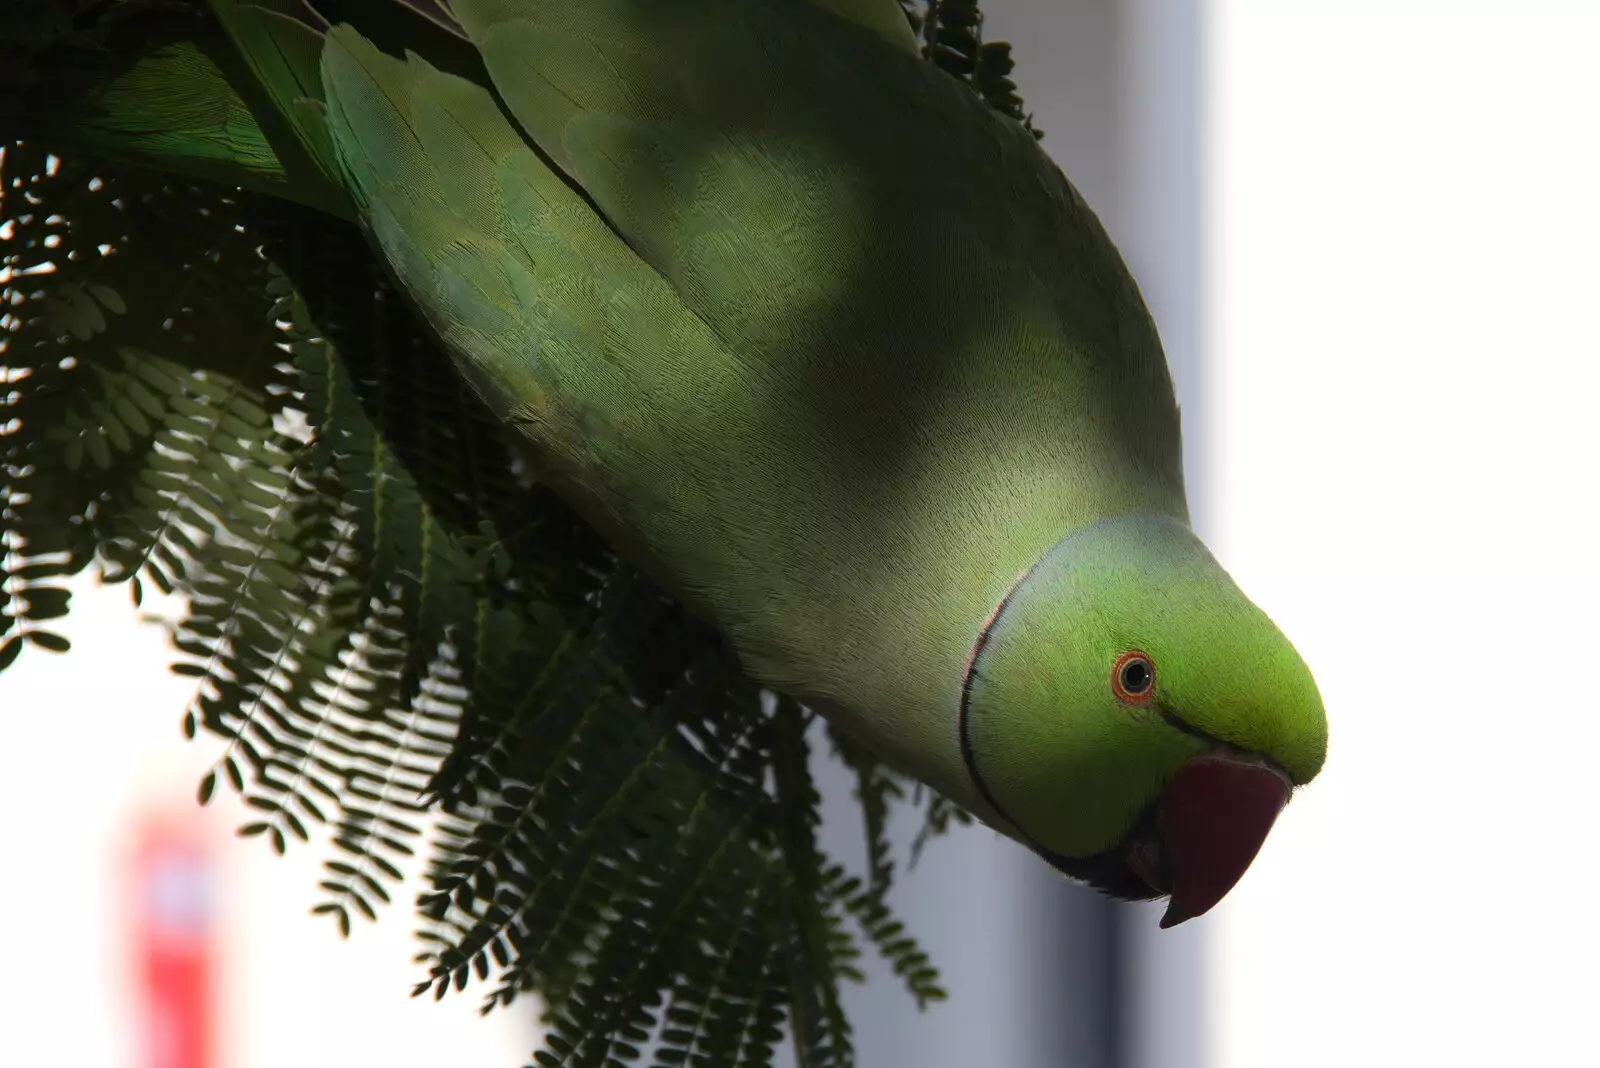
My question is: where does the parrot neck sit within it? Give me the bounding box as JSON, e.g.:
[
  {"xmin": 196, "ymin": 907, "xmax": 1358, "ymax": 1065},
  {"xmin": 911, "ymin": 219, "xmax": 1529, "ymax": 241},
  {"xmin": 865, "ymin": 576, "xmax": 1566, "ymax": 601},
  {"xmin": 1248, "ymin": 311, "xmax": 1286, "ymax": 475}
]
[
  {"xmin": 957, "ymin": 513, "xmax": 1221, "ymax": 833},
  {"xmin": 765, "ymin": 508, "xmax": 1200, "ymax": 829}
]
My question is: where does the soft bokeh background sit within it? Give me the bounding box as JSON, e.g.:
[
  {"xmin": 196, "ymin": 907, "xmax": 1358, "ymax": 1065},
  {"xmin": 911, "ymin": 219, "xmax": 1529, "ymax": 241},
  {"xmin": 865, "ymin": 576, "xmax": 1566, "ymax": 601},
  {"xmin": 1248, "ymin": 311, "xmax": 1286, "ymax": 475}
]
[{"xmin": 3, "ymin": 2, "xmax": 1598, "ymax": 1066}]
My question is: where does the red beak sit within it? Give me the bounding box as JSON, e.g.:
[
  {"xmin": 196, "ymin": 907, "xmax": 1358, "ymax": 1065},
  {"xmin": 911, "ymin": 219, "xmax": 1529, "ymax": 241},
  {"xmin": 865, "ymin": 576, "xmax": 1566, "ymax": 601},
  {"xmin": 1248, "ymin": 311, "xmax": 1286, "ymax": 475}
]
[{"xmin": 1124, "ymin": 751, "xmax": 1293, "ymax": 928}]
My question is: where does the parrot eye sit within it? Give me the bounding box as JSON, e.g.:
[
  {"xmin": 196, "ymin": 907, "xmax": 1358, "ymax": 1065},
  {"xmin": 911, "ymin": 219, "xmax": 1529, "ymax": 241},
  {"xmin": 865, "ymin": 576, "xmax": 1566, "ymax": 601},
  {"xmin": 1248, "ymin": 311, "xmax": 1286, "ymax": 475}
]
[{"xmin": 1112, "ymin": 650, "xmax": 1156, "ymax": 703}]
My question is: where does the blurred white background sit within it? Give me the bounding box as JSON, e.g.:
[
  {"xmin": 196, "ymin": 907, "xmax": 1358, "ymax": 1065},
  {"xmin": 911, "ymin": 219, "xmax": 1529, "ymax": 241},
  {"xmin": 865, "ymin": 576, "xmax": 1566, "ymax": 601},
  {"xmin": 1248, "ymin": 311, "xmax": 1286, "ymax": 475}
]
[
  {"xmin": 1207, "ymin": 3, "xmax": 1600, "ymax": 1066},
  {"xmin": 3, "ymin": 3, "xmax": 1599, "ymax": 1067}
]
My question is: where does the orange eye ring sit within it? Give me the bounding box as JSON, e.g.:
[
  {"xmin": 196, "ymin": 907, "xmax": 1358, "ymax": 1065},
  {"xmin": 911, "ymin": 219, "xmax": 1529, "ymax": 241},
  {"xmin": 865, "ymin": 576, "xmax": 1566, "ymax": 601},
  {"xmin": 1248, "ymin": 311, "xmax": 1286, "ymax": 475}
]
[{"xmin": 1111, "ymin": 650, "xmax": 1156, "ymax": 704}]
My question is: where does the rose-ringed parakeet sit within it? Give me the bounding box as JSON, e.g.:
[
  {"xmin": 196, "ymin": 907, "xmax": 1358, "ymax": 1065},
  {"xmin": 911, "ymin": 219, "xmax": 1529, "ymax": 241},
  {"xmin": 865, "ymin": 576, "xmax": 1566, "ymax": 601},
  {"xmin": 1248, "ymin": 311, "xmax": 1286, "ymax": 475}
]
[{"xmin": 11, "ymin": 0, "xmax": 1327, "ymax": 928}]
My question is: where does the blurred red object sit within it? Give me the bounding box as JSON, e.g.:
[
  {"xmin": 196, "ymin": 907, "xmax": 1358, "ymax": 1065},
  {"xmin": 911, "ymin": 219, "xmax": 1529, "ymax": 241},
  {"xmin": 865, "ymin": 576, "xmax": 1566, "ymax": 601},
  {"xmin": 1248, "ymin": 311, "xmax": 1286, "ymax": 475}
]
[{"xmin": 129, "ymin": 815, "xmax": 218, "ymax": 1068}]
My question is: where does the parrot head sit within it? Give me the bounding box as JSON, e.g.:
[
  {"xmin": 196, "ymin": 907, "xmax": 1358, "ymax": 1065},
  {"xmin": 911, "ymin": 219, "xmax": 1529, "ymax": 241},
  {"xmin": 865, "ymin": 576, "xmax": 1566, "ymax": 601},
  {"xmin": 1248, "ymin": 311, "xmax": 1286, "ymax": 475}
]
[{"xmin": 960, "ymin": 513, "xmax": 1326, "ymax": 927}]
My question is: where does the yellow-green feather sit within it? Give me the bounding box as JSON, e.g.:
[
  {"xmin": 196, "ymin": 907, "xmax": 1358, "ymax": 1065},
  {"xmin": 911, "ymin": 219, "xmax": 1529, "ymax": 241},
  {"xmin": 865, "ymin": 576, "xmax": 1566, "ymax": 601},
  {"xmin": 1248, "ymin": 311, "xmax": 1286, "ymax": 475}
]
[
  {"xmin": 17, "ymin": 12, "xmax": 347, "ymax": 216},
  {"xmin": 207, "ymin": 0, "xmax": 345, "ymax": 192}
]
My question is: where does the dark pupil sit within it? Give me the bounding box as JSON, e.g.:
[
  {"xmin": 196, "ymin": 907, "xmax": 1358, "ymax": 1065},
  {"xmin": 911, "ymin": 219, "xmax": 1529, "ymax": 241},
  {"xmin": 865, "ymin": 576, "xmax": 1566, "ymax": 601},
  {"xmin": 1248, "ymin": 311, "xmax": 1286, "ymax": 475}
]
[{"xmin": 1121, "ymin": 660, "xmax": 1152, "ymax": 693}]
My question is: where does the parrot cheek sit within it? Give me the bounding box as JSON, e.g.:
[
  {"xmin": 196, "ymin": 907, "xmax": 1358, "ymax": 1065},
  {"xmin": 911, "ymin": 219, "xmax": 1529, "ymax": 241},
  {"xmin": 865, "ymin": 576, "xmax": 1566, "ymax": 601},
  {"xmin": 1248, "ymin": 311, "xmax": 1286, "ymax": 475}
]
[{"xmin": 1123, "ymin": 750, "xmax": 1292, "ymax": 928}]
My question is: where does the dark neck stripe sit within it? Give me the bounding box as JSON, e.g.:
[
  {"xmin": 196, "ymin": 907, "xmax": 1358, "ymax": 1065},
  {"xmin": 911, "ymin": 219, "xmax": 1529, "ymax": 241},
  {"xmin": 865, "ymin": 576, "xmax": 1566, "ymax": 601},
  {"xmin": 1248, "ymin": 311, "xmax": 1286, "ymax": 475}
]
[{"xmin": 957, "ymin": 545, "xmax": 1058, "ymax": 849}]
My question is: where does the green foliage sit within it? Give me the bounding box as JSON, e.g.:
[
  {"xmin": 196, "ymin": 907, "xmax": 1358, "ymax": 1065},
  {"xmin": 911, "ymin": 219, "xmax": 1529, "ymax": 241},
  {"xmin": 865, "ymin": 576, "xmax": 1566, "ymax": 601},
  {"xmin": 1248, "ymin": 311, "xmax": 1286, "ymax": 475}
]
[
  {"xmin": 1, "ymin": 2, "xmax": 1041, "ymax": 1064},
  {"xmin": 1, "ymin": 142, "xmax": 291, "ymax": 667},
  {"xmin": 900, "ymin": 0, "xmax": 1042, "ymax": 139}
]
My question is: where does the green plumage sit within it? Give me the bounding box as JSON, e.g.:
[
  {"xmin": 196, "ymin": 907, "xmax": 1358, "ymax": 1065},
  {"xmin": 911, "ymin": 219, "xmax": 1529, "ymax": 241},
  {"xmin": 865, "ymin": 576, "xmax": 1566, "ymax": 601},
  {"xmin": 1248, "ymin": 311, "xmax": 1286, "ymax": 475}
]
[
  {"xmin": 313, "ymin": 0, "xmax": 1198, "ymax": 826},
  {"xmin": 3, "ymin": 0, "xmax": 1327, "ymax": 1053}
]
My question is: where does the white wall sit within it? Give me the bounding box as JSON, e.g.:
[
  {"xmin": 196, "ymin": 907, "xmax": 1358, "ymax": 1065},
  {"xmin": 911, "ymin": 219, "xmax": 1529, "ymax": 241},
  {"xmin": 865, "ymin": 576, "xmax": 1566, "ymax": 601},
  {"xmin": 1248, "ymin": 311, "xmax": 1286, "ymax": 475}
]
[{"xmin": 1208, "ymin": 4, "xmax": 1600, "ymax": 1065}]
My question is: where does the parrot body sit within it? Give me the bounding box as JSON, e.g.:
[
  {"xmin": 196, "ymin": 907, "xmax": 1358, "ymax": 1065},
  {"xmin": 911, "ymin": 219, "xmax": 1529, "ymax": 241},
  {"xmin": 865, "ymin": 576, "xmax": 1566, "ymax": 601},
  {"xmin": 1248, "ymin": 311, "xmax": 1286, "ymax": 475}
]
[
  {"xmin": 320, "ymin": 0, "xmax": 1191, "ymax": 825},
  {"xmin": 11, "ymin": 0, "xmax": 1327, "ymax": 923}
]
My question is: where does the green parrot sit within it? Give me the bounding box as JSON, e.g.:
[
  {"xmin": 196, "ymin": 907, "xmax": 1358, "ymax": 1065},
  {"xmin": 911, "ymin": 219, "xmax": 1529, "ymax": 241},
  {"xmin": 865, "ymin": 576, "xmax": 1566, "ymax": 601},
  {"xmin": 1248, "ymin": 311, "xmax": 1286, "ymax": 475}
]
[{"xmin": 10, "ymin": 0, "xmax": 1326, "ymax": 927}]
